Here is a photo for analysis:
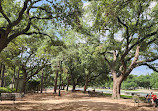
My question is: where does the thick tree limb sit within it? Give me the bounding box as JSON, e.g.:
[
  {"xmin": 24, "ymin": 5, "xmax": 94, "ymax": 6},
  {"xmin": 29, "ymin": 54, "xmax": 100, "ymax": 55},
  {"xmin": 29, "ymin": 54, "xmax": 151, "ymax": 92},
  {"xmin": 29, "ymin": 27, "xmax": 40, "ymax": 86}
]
[
  {"xmin": 27, "ymin": 64, "xmax": 46, "ymax": 80},
  {"xmin": 131, "ymin": 45, "xmax": 140, "ymax": 65},
  {"xmin": 126, "ymin": 46, "xmax": 140, "ymax": 74},
  {"xmin": 139, "ymin": 63, "xmax": 158, "ymax": 73},
  {"xmin": 117, "ymin": 17, "xmax": 131, "ymax": 70},
  {"xmin": 136, "ymin": 56, "xmax": 158, "ymax": 64},
  {"xmin": 8, "ymin": 20, "xmax": 31, "ymax": 42},
  {"xmin": 147, "ymin": 38, "xmax": 157, "ymax": 45}
]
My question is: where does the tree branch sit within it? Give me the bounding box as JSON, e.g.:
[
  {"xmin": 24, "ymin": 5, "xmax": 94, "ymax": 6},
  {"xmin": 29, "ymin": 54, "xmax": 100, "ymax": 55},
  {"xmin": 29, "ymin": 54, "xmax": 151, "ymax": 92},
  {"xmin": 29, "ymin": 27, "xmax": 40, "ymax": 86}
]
[
  {"xmin": 12, "ymin": 0, "xmax": 30, "ymax": 27},
  {"xmin": 88, "ymin": 72, "xmax": 105, "ymax": 82},
  {"xmin": 8, "ymin": 20, "xmax": 31, "ymax": 42},
  {"xmin": 135, "ymin": 2, "xmax": 142, "ymax": 26},
  {"xmin": 121, "ymin": 30, "xmax": 158, "ymax": 59},
  {"xmin": 147, "ymin": 38, "xmax": 157, "ymax": 45},
  {"xmin": 0, "ymin": 1, "xmax": 11, "ymax": 24},
  {"xmin": 136, "ymin": 56, "xmax": 158, "ymax": 64},
  {"xmin": 27, "ymin": 64, "xmax": 46, "ymax": 80},
  {"xmin": 139, "ymin": 63, "xmax": 158, "ymax": 73},
  {"xmin": 30, "ymin": 16, "xmax": 57, "ymax": 20},
  {"xmin": 129, "ymin": 30, "xmax": 158, "ymax": 52},
  {"xmin": 23, "ymin": 31, "xmax": 51, "ymax": 37},
  {"xmin": 126, "ymin": 46, "xmax": 140, "ymax": 74},
  {"xmin": 31, "ymin": 6, "xmax": 52, "ymax": 14}
]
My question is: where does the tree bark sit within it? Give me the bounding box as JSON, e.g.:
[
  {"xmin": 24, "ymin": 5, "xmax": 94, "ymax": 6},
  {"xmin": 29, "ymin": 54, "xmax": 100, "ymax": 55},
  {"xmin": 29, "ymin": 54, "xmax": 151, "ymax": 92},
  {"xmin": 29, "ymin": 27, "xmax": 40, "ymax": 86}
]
[
  {"xmin": 0, "ymin": 34, "xmax": 8, "ymax": 53},
  {"xmin": 71, "ymin": 74, "xmax": 76, "ymax": 92},
  {"xmin": 0, "ymin": 63, "xmax": 2, "ymax": 87},
  {"xmin": 66, "ymin": 76, "xmax": 69, "ymax": 91},
  {"xmin": 40, "ymin": 69, "xmax": 44, "ymax": 93},
  {"xmin": 61, "ymin": 81, "xmax": 64, "ymax": 90},
  {"xmin": 112, "ymin": 74, "xmax": 124, "ymax": 99},
  {"xmin": 12, "ymin": 65, "xmax": 16, "ymax": 88},
  {"xmin": 54, "ymin": 70, "xmax": 59, "ymax": 93},
  {"xmin": 72, "ymin": 84, "xmax": 76, "ymax": 92},
  {"xmin": 1, "ymin": 64, "xmax": 5, "ymax": 87},
  {"xmin": 16, "ymin": 67, "xmax": 20, "ymax": 92},
  {"xmin": 84, "ymin": 74, "xmax": 89, "ymax": 92},
  {"xmin": 21, "ymin": 66, "xmax": 28, "ymax": 93}
]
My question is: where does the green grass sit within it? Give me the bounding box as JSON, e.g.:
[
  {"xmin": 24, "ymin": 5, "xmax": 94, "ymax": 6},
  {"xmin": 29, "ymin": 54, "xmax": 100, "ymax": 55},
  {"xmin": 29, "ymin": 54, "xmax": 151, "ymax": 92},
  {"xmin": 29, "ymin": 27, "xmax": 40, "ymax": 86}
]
[
  {"xmin": 102, "ymin": 93, "xmax": 112, "ymax": 96},
  {"xmin": 102, "ymin": 93, "xmax": 146, "ymax": 102},
  {"xmin": 120, "ymin": 95, "xmax": 132, "ymax": 99}
]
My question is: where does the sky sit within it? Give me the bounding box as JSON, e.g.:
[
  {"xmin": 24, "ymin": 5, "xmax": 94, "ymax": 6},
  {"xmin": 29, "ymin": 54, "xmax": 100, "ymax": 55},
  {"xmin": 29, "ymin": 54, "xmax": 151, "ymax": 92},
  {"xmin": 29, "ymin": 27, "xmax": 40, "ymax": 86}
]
[
  {"xmin": 14, "ymin": 0, "xmax": 157, "ymax": 76},
  {"xmin": 131, "ymin": 66, "xmax": 153, "ymax": 76}
]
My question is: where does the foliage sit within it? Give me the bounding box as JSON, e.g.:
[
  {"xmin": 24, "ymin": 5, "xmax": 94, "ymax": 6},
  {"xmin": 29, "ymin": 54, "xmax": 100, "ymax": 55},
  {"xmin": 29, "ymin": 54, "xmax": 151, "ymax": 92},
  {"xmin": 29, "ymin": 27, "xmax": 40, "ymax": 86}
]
[
  {"xmin": 0, "ymin": 87, "xmax": 11, "ymax": 93},
  {"xmin": 121, "ymin": 72, "xmax": 158, "ymax": 90},
  {"xmin": 0, "ymin": 0, "xmax": 158, "ymax": 97},
  {"xmin": 28, "ymin": 80, "xmax": 40, "ymax": 91}
]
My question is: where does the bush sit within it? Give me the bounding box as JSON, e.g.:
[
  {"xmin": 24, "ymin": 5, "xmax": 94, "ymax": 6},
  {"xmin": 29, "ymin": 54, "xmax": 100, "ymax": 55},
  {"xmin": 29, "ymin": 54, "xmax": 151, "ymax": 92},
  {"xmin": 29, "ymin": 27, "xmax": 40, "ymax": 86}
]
[
  {"xmin": 11, "ymin": 88, "xmax": 16, "ymax": 92},
  {"xmin": 0, "ymin": 87, "xmax": 12, "ymax": 93},
  {"xmin": 7, "ymin": 88, "xmax": 16, "ymax": 92}
]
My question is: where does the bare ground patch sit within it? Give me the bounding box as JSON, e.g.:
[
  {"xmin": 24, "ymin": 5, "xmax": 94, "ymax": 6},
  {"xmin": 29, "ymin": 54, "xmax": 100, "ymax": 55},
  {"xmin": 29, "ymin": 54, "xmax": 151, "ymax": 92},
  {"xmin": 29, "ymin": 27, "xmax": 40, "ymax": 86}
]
[{"xmin": 0, "ymin": 90, "xmax": 157, "ymax": 111}]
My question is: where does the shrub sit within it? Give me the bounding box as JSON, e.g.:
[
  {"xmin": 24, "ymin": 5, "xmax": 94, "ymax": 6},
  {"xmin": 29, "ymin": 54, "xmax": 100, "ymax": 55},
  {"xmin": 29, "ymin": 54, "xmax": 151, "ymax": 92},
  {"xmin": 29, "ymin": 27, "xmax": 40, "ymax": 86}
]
[
  {"xmin": 7, "ymin": 88, "xmax": 16, "ymax": 92},
  {"xmin": 0, "ymin": 87, "xmax": 12, "ymax": 93}
]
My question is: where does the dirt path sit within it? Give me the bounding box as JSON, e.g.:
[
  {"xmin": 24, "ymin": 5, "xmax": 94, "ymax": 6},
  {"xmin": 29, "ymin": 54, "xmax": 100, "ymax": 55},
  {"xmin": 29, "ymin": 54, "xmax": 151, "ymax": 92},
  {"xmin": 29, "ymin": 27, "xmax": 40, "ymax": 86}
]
[{"xmin": 0, "ymin": 90, "xmax": 157, "ymax": 111}]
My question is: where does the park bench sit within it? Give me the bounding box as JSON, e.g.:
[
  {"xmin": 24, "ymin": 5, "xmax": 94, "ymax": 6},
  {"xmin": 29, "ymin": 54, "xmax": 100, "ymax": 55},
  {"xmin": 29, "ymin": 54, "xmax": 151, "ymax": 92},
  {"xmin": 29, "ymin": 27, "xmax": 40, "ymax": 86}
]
[{"xmin": 0, "ymin": 93, "xmax": 16, "ymax": 103}]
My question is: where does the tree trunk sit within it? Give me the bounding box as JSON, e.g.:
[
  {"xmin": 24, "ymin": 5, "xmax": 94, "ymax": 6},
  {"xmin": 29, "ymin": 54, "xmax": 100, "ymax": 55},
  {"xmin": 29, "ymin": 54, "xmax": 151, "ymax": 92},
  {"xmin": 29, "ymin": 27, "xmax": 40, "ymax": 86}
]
[
  {"xmin": 22, "ymin": 74, "xmax": 27, "ymax": 93},
  {"xmin": 40, "ymin": 69, "xmax": 44, "ymax": 93},
  {"xmin": 71, "ymin": 74, "xmax": 76, "ymax": 92},
  {"xmin": 16, "ymin": 67, "xmax": 20, "ymax": 92},
  {"xmin": 12, "ymin": 65, "xmax": 16, "ymax": 88},
  {"xmin": 84, "ymin": 74, "xmax": 89, "ymax": 93},
  {"xmin": 61, "ymin": 81, "xmax": 64, "ymax": 90},
  {"xmin": 21, "ymin": 66, "xmax": 28, "ymax": 93},
  {"xmin": 112, "ymin": 75, "xmax": 123, "ymax": 99},
  {"xmin": 0, "ymin": 34, "xmax": 8, "ymax": 53},
  {"xmin": 72, "ymin": 84, "xmax": 76, "ymax": 92},
  {"xmin": 1, "ymin": 64, "xmax": 5, "ymax": 87},
  {"xmin": 0, "ymin": 63, "xmax": 2, "ymax": 87},
  {"xmin": 66, "ymin": 76, "xmax": 69, "ymax": 91},
  {"xmin": 66, "ymin": 85, "xmax": 69, "ymax": 91},
  {"xmin": 54, "ymin": 70, "xmax": 59, "ymax": 93}
]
